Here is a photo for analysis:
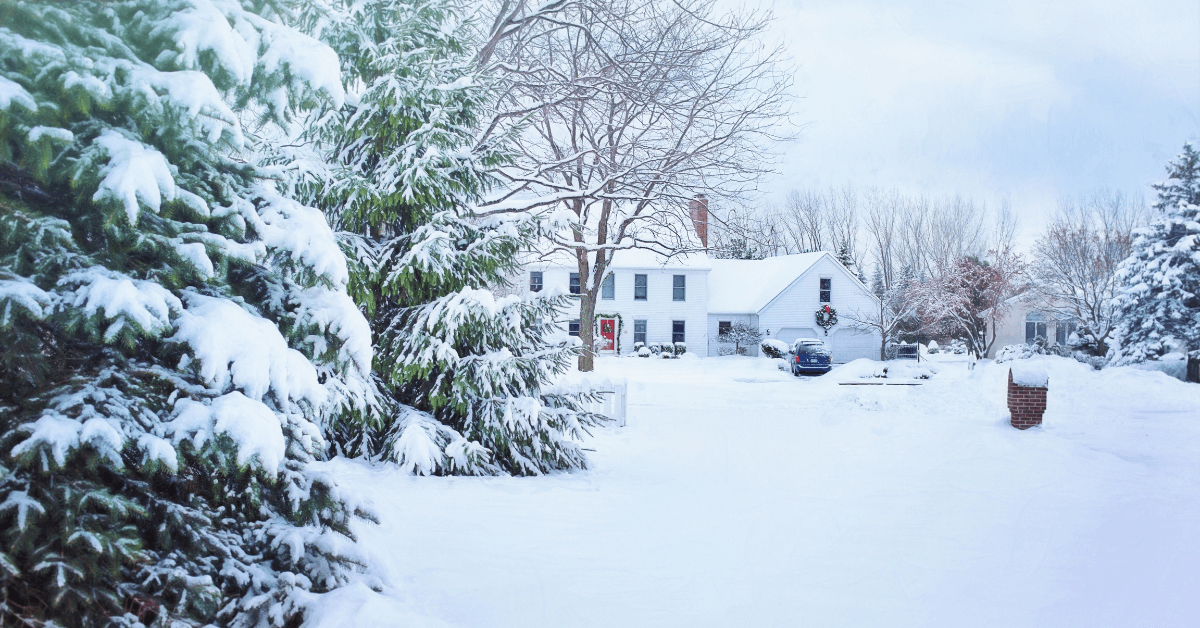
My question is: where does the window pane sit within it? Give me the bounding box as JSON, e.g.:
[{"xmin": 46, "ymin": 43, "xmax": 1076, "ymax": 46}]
[
  {"xmin": 718, "ymin": 321, "xmax": 731, "ymax": 336},
  {"xmin": 820, "ymin": 278, "xmax": 831, "ymax": 290},
  {"xmin": 569, "ymin": 272, "xmax": 580, "ymax": 295},
  {"xmin": 633, "ymin": 319, "xmax": 647, "ymax": 344},
  {"xmin": 672, "ymin": 320, "xmax": 685, "ymax": 343},
  {"xmin": 1055, "ymin": 323, "xmax": 1066, "ymax": 344},
  {"xmin": 569, "ymin": 319, "xmax": 580, "ymax": 336},
  {"xmin": 601, "ymin": 273, "xmax": 614, "ymax": 299},
  {"xmin": 673, "ymin": 275, "xmax": 685, "ymax": 301},
  {"xmin": 634, "ymin": 274, "xmax": 647, "ymax": 300},
  {"xmin": 1037, "ymin": 323, "xmax": 1047, "ymax": 339},
  {"xmin": 820, "ymin": 290, "xmax": 831, "ymax": 303},
  {"xmin": 1026, "ymin": 322, "xmax": 1036, "ymax": 342},
  {"xmin": 530, "ymin": 271, "xmax": 543, "ymax": 292}
]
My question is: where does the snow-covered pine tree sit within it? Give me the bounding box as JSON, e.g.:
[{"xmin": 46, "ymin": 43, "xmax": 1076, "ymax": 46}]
[
  {"xmin": 295, "ymin": 0, "xmax": 604, "ymax": 476},
  {"xmin": 0, "ymin": 2, "xmax": 376, "ymax": 626},
  {"xmin": 1110, "ymin": 143, "xmax": 1200, "ymax": 365},
  {"xmin": 835, "ymin": 240, "xmax": 859, "ymax": 279}
]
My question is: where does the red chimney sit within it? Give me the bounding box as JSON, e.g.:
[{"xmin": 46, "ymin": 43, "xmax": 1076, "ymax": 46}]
[{"xmin": 688, "ymin": 194, "xmax": 708, "ymax": 248}]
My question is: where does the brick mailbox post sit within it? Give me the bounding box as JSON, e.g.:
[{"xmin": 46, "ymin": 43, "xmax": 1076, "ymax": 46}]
[{"xmin": 1008, "ymin": 364, "xmax": 1048, "ymax": 430}]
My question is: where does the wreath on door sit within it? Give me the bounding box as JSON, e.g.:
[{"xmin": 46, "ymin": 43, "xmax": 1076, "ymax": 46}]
[{"xmin": 815, "ymin": 305, "xmax": 838, "ymax": 335}]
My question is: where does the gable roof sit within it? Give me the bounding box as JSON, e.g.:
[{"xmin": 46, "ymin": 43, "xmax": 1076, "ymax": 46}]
[
  {"xmin": 522, "ymin": 247, "xmax": 712, "ymax": 270},
  {"xmin": 707, "ymin": 252, "xmax": 827, "ymax": 314}
]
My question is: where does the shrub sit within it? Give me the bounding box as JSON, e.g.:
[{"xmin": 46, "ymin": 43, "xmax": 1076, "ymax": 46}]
[
  {"xmin": 648, "ymin": 343, "xmax": 662, "ymax": 355},
  {"xmin": 637, "ymin": 346, "xmax": 651, "ymax": 357},
  {"xmin": 760, "ymin": 339, "xmax": 789, "ymax": 359},
  {"xmin": 674, "ymin": 341, "xmax": 687, "ymax": 356}
]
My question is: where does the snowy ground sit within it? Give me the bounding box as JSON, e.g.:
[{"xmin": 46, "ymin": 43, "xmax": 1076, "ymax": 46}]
[{"xmin": 324, "ymin": 355, "xmax": 1200, "ymax": 627}]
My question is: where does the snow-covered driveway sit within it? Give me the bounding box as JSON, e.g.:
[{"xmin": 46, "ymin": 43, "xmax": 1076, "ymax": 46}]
[{"xmin": 328, "ymin": 356, "xmax": 1200, "ymax": 628}]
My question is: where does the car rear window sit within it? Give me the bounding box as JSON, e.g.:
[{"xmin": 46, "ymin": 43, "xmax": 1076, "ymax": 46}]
[{"xmin": 794, "ymin": 343, "xmax": 830, "ymax": 356}]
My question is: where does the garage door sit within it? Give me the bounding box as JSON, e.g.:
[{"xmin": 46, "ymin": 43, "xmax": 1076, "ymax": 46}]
[
  {"xmin": 775, "ymin": 327, "xmax": 818, "ymax": 345},
  {"xmin": 828, "ymin": 328, "xmax": 879, "ymax": 363}
]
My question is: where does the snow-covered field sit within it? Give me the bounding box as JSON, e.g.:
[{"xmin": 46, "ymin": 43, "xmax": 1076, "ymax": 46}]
[{"xmin": 325, "ymin": 356, "xmax": 1200, "ymax": 627}]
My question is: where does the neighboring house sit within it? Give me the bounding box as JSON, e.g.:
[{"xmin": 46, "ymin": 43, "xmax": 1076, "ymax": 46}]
[
  {"xmin": 520, "ymin": 249, "xmax": 882, "ymax": 362},
  {"xmin": 986, "ymin": 296, "xmax": 1079, "ymax": 358}
]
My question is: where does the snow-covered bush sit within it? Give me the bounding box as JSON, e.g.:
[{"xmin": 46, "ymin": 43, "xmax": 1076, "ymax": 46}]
[
  {"xmin": 926, "ymin": 340, "xmax": 940, "ymax": 354},
  {"xmin": 760, "ymin": 338, "xmax": 789, "ymax": 359},
  {"xmin": 996, "ymin": 340, "xmax": 1055, "ymax": 363},
  {"xmin": 944, "ymin": 339, "xmax": 969, "ymax": 355},
  {"xmin": 674, "ymin": 341, "xmax": 687, "ymax": 356},
  {"xmin": 717, "ymin": 346, "xmax": 736, "ymax": 356},
  {"xmin": 637, "ymin": 346, "xmax": 652, "ymax": 357},
  {"xmin": 996, "ymin": 339, "xmax": 1105, "ymax": 369},
  {"xmin": 649, "ymin": 343, "xmax": 662, "ymax": 355},
  {"xmin": 296, "ymin": 0, "xmax": 605, "ymax": 476},
  {"xmin": 633, "ymin": 341, "xmax": 645, "ymax": 352},
  {"xmin": 0, "ymin": 3, "xmax": 376, "ymax": 626}
]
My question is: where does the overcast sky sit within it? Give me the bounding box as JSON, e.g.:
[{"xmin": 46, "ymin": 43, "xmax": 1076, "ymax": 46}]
[{"xmin": 745, "ymin": 0, "xmax": 1200, "ymax": 244}]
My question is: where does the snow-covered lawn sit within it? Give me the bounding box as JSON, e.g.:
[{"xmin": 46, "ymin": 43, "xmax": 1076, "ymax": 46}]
[{"xmin": 326, "ymin": 356, "xmax": 1200, "ymax": 627}]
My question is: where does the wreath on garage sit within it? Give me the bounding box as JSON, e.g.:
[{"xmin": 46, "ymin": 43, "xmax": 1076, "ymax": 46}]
[{"xmin": 814, "ymin": 304, "xmax": 838, "ymax": 335}]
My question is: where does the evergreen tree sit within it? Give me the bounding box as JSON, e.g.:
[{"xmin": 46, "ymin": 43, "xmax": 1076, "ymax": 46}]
[
  {"xmin": 870, "ymin": 265, "xmax": 885, "ymax": 297},
  {"xmin": 296, "ymin": 0, "xmax": 604, "ymax": 476},
  {"xmin": 1110, "ymin": 143, "xmax": 1200, "ymax": 364},
  {"xmin": 835, "ymin": 240, "xmax": 859, "ymax": 279},
  {"xmin": 0, "ymin": 2, "xmax": 376, "ymax": 625}
]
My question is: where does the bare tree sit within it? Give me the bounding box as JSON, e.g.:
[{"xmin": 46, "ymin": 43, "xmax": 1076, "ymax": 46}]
[
  {"xmin": 480, "ymin": 0, "xmax": 793, "ymax": 370},
  {"xmin": 844, "ymin": 282, "xmax": 918, "ymax": 360},
  {"xmin": 862, "ymin": 187, "xmax": 903, "ymax": 289},
  {"xmin": 1030, "ymin": 189, "xmax": 1149, "ymax": 355},
  {"xmin": 910, "ymin": 248, "xmax": 1029, "ymax": 357}
]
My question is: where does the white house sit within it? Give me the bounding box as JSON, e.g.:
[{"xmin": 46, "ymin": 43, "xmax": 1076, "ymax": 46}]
[
  {"xmin": 707, "ymin": 252, "xmax": 881, "ymax": 360},
  {"xmin": 520, "ymin": 249, "xmax": 883, "ymax": 362},
  {"xmin": 522, "ymin": 249, "xmax": 711, "ymax": 355}
]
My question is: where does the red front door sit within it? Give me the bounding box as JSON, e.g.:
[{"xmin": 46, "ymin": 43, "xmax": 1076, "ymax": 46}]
[{"xmin": 600, "ymin": 319, "xmax": 616, "ymax": 351}]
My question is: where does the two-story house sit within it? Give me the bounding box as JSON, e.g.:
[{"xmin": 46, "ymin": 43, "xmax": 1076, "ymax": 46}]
[{"xmin": 521, "ymin": 248, "xmax": 882, "ymax": 361}]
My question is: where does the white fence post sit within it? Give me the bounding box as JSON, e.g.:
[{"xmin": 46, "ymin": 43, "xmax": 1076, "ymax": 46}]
[{"xmin": 586, "ymin": 377, "xmax": 627, "ymax": 427}]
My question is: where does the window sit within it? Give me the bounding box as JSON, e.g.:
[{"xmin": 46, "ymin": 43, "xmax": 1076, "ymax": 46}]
[
  {"xmin": 568, "ymin": 319, "xmax": 580, "ymax": 336},
  {"xmin": 673, "ymin": 275, "xmax": 686, "ymax": 301},
  {"xmin": 569, "ymin": 272, "xmax": 580, "ymax": 295},
  {"xmin": 1025, "ymin": 312, "xmax": 1047, "ymax": 342},
  {"xmin": 633, "ymin": 319, "xmax": 647, "ymax": 345},
  {"xmin": 718, "ymin": 321, "xmax": 731, "ymax": 336},
  {"xmin": 672, "ymin": 320, "xmax": 685, "ymax": 343},
  {"xmin": 634, "ymin": 274, "xmax": 647, "ymax": 300},
  {"xmin": 819, "ymin": 277, "xmax": 831, "ymax": 303},
  {"xmin": 529, "ymin": 271, "xmax": 543, "ymax": 293},
  {"xmin": 601, "ymin": 273, "xmax": 615, "ymax": 300},
  {"xmin": 1056, "ymin": 321, "xmax": 1077, "ymax": 345}
]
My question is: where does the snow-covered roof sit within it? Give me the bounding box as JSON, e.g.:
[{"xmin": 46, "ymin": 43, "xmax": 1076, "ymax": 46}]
[
  {"xmin": 523, "ymin": 247, "xmax": 712, "ymax": 270},
  {"xmin": 706, "ymin": 252, "xmax": 827, "ymax": 314}
]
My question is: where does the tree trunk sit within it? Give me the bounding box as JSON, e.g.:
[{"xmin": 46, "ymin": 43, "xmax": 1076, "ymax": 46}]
[{"xmin": 578, "ymin": 291, "xmax": 596, "ymax": 371}]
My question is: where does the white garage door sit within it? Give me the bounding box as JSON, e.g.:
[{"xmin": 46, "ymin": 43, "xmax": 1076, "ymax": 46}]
[
  {"xmin": 829, "ymin": 328, "xmax": 879, "ymax": 363},
  {"xmin": 776, "ymin": 327, "xmax": 818, "ymax": 345}
]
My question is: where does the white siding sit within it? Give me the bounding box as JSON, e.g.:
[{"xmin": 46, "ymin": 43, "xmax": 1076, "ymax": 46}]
[
  {"xmin": 707, "ymin": 313, "xmax": 759, "ymax": 356},
  {"xmin": 757, "ymin": 256, "xmax": 882, "ymax": 363},
  {"xmin": 521, "ymin": 265, "xmax": 711, "ymax": 356}
]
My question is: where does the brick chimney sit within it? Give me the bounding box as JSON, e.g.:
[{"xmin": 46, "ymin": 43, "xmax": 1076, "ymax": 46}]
[{"xmin": 688, "ymin": 194, "xmax": 708, "ymax": 248}]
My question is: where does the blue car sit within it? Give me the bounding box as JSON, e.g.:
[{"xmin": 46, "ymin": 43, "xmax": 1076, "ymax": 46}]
[{"xmin": 791, "ymin": 339, "xmax": 832, "ymax": 375}]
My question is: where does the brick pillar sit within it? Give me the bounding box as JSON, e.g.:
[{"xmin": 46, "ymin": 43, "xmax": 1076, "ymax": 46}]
[
  {"xmin": 688, "ymin": 194, "xmax": 708, "ymax": 248},
  {"xmin": 1007, "ymin": 369, "xmax": 1047, "ymax": 430}
]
